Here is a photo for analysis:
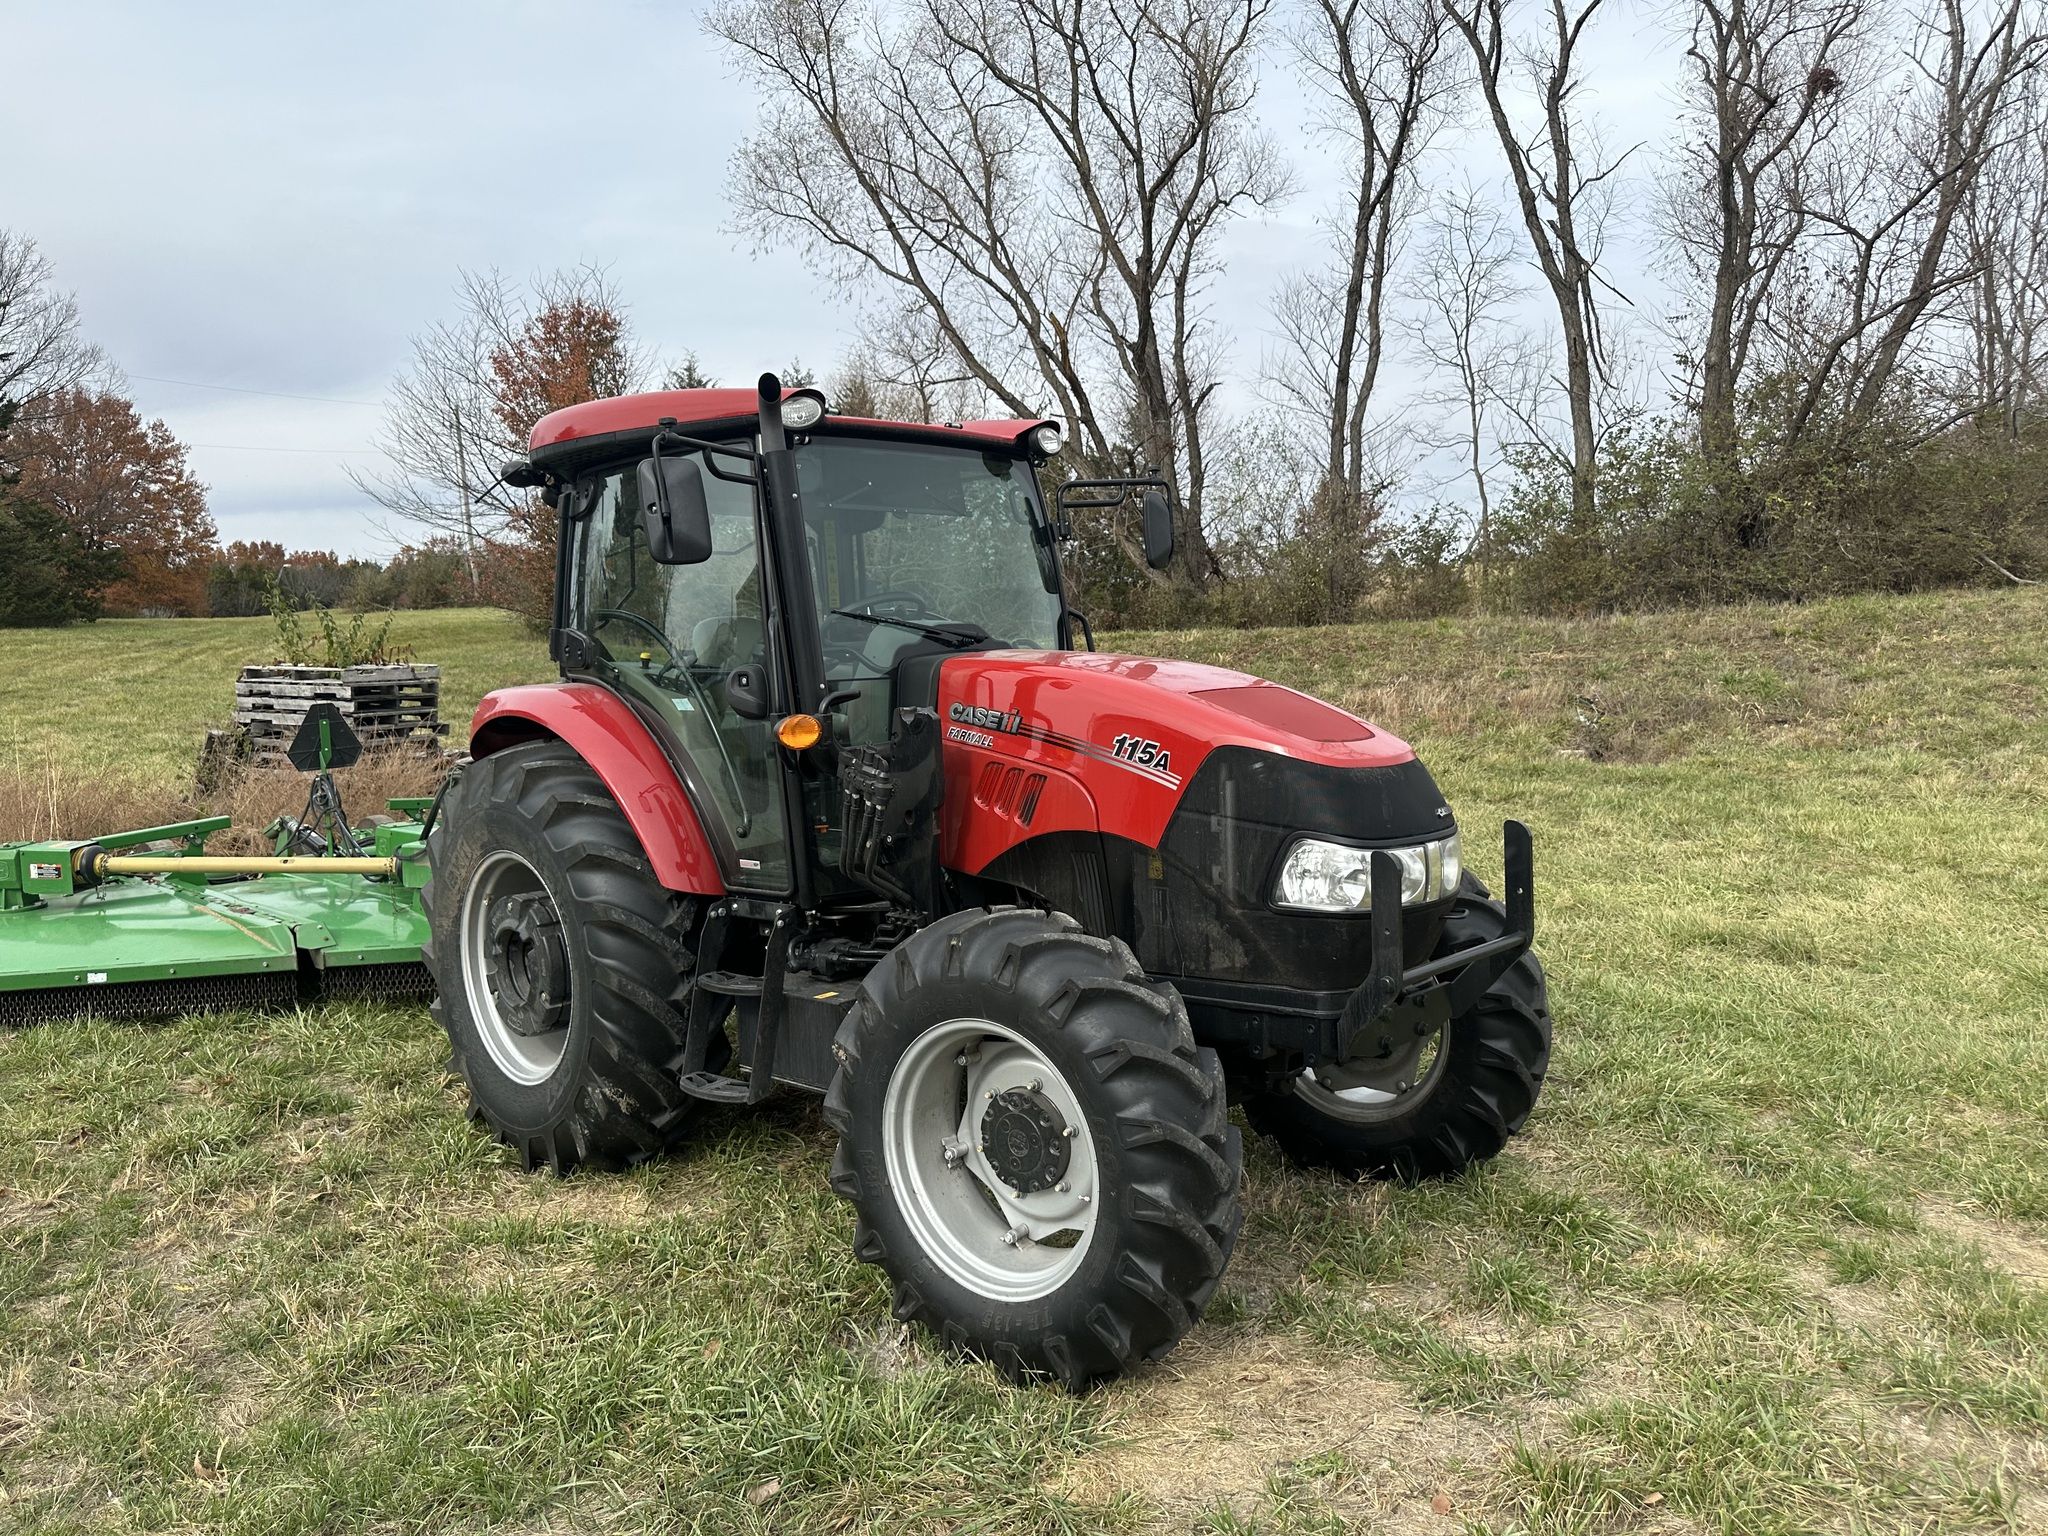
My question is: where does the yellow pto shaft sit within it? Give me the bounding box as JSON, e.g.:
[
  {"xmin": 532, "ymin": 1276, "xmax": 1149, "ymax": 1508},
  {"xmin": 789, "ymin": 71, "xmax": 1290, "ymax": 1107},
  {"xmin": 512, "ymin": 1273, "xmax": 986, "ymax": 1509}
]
[{"xmin": 86, "ymin": 853, "xmax": 398, "ymax": 880}]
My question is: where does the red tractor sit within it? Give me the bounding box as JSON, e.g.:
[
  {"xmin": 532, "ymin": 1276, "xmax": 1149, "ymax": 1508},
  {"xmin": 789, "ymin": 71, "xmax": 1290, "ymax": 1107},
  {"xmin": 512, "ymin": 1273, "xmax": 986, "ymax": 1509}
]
[{"xmin": 426, "ymin": 375, "xmax": 1549, "ymax": 1388}]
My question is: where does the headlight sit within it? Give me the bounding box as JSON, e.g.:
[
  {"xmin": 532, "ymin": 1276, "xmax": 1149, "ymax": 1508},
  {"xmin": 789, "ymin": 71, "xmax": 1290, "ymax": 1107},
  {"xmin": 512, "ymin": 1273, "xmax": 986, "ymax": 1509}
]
[
  {"xmin": 1032, "ymin": 422, "xmax": 1065, "ymax": 456},
  {"xmin": 1437, "ymin": 829, "xmax": 1462, "ymax": 895},
  {"xmin": 1273, "ymin": 831, "xmax": 1462, "ymax": 912},
  {"xmin": 782, "ymin": 391, "xmax": 826, "ymax": 430}
]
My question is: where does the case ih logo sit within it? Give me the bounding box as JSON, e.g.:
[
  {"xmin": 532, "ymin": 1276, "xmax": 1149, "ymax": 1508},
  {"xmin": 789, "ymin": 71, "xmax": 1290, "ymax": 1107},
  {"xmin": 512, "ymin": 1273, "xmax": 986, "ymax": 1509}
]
[
  {"xmin": 949, "ymin": 702, "xmax": 1022, "ymax": 734},
  {"xmin": 944, "ymin": 699, "xmax": 1184, "ymax": 790}
]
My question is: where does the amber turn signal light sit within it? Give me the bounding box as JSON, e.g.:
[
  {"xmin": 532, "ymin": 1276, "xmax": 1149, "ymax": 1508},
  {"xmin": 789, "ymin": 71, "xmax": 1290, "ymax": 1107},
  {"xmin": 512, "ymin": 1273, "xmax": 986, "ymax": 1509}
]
[{"xmin": 776, "ymin": 713, "xmax": 824, "ymax": 750}]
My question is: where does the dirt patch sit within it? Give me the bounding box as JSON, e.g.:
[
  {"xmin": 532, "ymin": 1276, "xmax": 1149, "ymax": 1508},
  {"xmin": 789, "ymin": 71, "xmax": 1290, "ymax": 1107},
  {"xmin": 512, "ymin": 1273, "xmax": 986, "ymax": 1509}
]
[
  {"xmin": 1877, "ymin": 1398, "xmax": 2048, "ymax": 1534},
  {"xmin": 1061, "ymin": 1330, "xmax": 1516, "ymax": 1530},
  {"xmin": 1919, "ymin": 1204, "xmax": 2048, "ymax": 1284}
]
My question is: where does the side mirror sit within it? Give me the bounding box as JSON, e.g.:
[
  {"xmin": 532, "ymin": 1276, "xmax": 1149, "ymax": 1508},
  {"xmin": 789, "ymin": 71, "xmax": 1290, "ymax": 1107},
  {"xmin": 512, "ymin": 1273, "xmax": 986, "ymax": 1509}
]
[
  {"xmin": 637, "ymin": 452, "xmax": 713, "ymax": 565},
  {"xmin": 1141, "ymin": 487, "xmax": 1175, "ymax": 570}
]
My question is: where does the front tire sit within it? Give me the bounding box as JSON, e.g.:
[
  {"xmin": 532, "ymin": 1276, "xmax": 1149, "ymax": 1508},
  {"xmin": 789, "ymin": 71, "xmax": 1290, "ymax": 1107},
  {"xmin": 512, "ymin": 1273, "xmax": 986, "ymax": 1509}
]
[
  {"xmin": 1243, "ymin": 878, "xmax": 1551, "ymax": 1181},
  {"xmin": 825, "ymin": 908, "xmax": 1244, "ymax": 1390},
  {"xmin": 423, "ymin": 741, "xmax": 702, "ymax": 1173}
]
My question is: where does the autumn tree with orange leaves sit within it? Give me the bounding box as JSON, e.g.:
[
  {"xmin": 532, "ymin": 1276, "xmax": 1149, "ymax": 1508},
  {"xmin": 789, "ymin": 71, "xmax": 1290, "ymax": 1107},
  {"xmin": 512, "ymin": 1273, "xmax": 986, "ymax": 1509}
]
[
  {"xmin": 11, "ymin": 387, "xmax": 218, "ymax": 616},
  {"xmin": 356, "ymin": 268, "xmax": 647, "ymax": 624},
  {"xmin": 483, "ymin": 286, "xmax": 642, "ymax": 626}
]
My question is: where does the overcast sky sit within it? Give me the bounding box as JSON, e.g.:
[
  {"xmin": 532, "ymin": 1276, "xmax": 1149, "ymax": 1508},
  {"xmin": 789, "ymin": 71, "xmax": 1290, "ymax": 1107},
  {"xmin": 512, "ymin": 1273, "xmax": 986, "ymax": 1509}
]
[{"xmin": 1, "ymin": 0, "xmax": 1681, "ymax": 557}]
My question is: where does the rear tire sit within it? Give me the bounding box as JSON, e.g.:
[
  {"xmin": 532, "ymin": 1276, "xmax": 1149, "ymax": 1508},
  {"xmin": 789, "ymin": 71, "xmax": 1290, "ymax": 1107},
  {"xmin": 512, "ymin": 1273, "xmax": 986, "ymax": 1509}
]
[
  {"xmin": 1243, "ymin": 877, "xmax": 1550, "ymax": 1181},
  {"xmin": 423, "ymin": 741, "xmax": 702, "ymax": 1173},
  {"xmin": 825, "ymin": 907, "xmax": 1244, "ymax": 1390}
]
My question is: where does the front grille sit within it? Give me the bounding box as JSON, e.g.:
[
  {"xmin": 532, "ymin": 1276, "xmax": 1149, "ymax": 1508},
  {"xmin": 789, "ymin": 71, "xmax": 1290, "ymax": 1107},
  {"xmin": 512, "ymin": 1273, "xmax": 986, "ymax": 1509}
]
[{"xmin": 1129, "ymin": 748, "xmax": 1453, "ymax": 993}]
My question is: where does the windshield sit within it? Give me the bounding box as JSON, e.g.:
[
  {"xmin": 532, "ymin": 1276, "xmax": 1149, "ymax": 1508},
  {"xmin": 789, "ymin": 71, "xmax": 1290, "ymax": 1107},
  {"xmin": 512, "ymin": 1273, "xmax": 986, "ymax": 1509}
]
[{"xmin": 795, "ymin": 438, "xmax": 1062, "ymax": 658}]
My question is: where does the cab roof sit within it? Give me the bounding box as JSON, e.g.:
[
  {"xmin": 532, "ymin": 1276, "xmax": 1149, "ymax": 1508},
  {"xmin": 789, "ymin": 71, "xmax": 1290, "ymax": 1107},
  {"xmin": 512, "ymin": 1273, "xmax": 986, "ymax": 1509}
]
[{"xmin": 528, "ymin": 387, "xmax": 1050, "ymax": 465}]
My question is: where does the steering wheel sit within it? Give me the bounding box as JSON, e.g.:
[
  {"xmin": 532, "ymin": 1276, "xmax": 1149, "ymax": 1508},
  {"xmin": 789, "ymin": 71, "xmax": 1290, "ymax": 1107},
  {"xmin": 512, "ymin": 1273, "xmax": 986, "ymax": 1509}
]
[
  {"xmin": 846, "ymin": 587, "xmax": 943, "ymax": 621},
  {"xmin": 592, "ymin": 607, "xmax": 682, "ymax": 666}
]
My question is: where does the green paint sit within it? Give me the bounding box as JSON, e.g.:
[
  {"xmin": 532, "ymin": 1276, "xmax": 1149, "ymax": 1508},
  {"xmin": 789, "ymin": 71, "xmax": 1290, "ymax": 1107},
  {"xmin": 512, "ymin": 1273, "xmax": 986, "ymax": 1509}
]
[{"xmin": 0, "ymin": 818, "xmax": 429, "ymax": 995}]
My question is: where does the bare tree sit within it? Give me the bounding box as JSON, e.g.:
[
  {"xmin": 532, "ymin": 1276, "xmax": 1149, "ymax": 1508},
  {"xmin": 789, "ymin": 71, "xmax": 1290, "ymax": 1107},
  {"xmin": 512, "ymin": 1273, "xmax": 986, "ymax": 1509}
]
[
  {"xmin": 1266, "ymin": 0, "xmax": 1457, "ymax": 613},
  {"xmin": 1665, "ymin": 0, "xmax": 1864, "ymax": 476},
  {"xmin": 0, "ymin": 231, "xmax": 104, "ymax": 424},
  {"xmin": 832, "ymin": 303, "xmax": 990, "ymax": 423},
  {"xmin": 1400, "ymin": 187, "xmax": 1537, "ymax": 586},
  {"xmin": 1442, "ymin": 0, "xmax": 1628, "ymax": 534},
  {"xmin": 709, "ymin": 0, "xmax": 1290, "ymax": 587},
  {"xmin": 1962, "ymin": 62, "xmax": 2048, "ymax": 434},
  {"xmin": 1773, "ymin": 0, "xmax": 2046, "ymax": 446},
  {"xmin": 353, "ymin": 267, "xmax": 649, "ymax": 589},
  {"xmin": 1269, "ymin": 0, "xmax": 1456, "ymax": 500}
]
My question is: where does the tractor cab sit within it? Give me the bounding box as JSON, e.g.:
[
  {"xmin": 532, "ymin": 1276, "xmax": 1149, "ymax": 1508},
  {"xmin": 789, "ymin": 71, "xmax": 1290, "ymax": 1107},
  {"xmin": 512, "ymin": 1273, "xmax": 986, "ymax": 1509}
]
[{"xmin": 525, "ymin": 375, "xmax": 1164, "ymax": 910}]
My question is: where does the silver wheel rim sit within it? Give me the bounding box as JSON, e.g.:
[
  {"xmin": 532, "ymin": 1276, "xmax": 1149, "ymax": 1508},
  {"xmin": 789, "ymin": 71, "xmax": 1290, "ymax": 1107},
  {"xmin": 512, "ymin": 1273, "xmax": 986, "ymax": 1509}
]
[
  {"xmin": 1294, "ymin": 1024, "xmax": 1447, "ymax": 1123},
  {"xmin": 460, "ymin": 849, "xmax": 569, "ymax": 1087},
  {"xmin": 881, "ymin": 1018, "xmax": 1099, "ymax": 1303}
]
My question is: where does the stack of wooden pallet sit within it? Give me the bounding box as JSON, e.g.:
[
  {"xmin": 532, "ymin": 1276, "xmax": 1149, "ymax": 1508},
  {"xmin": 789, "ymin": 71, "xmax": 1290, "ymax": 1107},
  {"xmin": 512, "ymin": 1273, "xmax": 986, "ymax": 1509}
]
[{"xmin": 232, "ymin": 664, "xmax": 446, "ymax": 765}]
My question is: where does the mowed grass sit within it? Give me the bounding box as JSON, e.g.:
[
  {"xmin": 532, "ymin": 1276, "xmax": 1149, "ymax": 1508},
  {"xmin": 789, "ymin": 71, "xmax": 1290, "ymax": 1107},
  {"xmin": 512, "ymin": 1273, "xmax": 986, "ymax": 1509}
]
[
  {"xmin": 0, "ymin": 609, "xmax": 553, "ymax": 789},
  {"xmin": 2, "ymin": 589, "xmax": 2045, "ymax": 1533}
]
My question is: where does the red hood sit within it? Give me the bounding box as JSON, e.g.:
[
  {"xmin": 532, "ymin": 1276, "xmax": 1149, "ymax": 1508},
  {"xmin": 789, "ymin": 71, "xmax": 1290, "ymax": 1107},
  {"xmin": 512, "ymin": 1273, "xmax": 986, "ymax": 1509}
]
[
  {"xmin": 935, "ymin": 650, "xmax": 1414, "ymax": 869},
  {"xmin": 947, "ymin": 650, "xmax": 1412, "ymax": 770}
]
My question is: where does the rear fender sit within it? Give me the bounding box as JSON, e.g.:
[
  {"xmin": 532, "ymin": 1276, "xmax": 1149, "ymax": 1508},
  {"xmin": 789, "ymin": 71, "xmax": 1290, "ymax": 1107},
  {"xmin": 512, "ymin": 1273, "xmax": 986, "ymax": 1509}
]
[{"xmin": 469, "ymin": 683, "xmax": 724, "ymax": 895}]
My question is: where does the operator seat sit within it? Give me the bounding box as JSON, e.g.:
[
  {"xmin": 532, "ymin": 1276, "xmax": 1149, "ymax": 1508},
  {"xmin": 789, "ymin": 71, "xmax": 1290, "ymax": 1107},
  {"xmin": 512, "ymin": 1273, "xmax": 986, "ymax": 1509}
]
[{"xmin": 690, "ymin": 613, "xmax": 764, "ymax": 673}]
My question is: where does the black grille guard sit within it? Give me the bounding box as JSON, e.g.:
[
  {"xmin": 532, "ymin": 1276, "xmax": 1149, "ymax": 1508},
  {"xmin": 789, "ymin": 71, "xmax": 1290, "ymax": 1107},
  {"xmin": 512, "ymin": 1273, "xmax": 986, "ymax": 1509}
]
[{"xmin": 1166, "ymin": 821, "xmax": 1535, "ymax": 1065}]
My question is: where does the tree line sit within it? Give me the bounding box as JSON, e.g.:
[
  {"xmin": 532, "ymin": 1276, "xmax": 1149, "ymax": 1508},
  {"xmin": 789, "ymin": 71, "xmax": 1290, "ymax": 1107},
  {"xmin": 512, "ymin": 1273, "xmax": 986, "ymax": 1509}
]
[
  {"xmin": 703, "ymin": 0, "xmax": 2048, "ymax": 623},
  {"xmin": 361, "ymin": 0, "xmax": 2048, "ymax": 628},
  {"xmin": 9, "ymin": 0, "xmax": 2045, "ymax": 632},
  {"xmin": 0, "ymin": 232, "xmax": 476, "ymax": 627}
]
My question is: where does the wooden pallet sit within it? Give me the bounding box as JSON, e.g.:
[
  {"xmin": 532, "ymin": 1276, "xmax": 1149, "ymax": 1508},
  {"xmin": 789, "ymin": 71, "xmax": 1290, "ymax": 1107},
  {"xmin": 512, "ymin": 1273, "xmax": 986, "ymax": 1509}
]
[
  {"xmin": 246, "ymin": 725, "xmax": 450, "ymax": 766},
  {"xmin": 233, "ymin": 663, "xmax": 444, "ymax": 763},
  {"xmin": 238, "ymin": 664, "xmax": 439, "ymax": 683}
]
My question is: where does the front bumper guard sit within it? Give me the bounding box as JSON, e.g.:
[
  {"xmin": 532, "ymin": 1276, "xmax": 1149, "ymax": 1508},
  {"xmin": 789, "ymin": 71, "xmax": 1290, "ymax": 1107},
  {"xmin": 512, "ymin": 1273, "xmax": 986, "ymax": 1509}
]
[{"xmin": 1171, "ymin": 820, "xmax": 1535, "ymax": 1066}]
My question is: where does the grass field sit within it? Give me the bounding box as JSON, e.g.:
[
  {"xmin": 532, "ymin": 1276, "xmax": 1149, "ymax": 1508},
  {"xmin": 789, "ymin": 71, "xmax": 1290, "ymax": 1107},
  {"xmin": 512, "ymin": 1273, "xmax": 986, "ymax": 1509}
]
[
  {"xmin": 2, "ymin": 592, "xmax": 2045, "ymax": 1534},
  {"xmin": 0, "ymin": 610, "xmax": 554, "ymax": 791}
]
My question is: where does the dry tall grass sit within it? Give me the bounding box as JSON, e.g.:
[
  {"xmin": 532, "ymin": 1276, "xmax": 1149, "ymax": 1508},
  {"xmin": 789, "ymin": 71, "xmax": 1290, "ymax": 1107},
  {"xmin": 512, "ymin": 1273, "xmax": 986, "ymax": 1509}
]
[{"xmin": 0, "ymin": 749, "xmax": 448, "ymax": 848}]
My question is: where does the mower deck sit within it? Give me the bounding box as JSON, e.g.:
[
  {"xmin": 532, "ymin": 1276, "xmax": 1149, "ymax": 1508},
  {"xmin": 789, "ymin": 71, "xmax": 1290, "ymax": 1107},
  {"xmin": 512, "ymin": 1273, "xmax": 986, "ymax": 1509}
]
[
  {"xmin": 1, "ymin": 774, "xmax": 435, "ymax": 1028},
  {"xmin": 0, "ymin": 871, "xmax": 432, "ymax": 1027}
]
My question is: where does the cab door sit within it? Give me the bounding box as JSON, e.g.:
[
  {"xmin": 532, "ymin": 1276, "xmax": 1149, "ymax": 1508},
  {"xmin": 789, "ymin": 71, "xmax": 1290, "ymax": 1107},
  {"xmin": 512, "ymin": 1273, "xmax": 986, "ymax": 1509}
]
[{"xmin": 563, "ymin": 454, "xmax": 791, "ymax": 892}]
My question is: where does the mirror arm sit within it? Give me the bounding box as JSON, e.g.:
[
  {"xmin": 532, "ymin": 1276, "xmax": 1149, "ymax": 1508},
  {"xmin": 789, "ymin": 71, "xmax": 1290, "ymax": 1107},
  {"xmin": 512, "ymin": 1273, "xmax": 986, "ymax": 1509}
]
[{"xmin": 653, "ymin": 426, "xmax": 759, "ymax": 485}]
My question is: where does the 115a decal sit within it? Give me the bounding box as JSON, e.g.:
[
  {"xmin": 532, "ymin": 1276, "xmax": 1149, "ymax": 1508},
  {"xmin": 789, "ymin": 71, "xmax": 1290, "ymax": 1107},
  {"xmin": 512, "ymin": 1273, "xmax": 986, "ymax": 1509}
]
[{"xmin": 1109, "ymin": 734, "xmax": 1171, "ymax": 770}]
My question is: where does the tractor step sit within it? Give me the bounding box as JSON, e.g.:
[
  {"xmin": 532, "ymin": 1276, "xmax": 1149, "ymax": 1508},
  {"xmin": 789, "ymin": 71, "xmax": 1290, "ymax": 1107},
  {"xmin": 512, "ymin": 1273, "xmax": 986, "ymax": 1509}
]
[
  {"xmin": 694, "ymin": 970, "xmax": 765, "ymax": 998},
  {"xmin": 670, "ymin": 1071, "xmax": 754, "ymax": 1106}
]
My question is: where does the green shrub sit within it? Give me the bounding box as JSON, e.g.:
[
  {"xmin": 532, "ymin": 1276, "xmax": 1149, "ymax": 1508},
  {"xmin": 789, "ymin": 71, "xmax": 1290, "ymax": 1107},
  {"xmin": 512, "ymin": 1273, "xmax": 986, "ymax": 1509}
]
[{"xmin": 264, "ymin": 574, "xmax": 403, "ymax": 667}]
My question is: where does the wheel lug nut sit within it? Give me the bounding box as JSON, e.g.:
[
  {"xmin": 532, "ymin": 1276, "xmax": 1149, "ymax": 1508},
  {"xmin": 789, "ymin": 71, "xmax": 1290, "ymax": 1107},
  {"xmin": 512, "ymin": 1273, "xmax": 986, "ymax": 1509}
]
[
  {"xmin": 1028, "ymin": 1078, "xmax": 1042, "ymax": 1092},
  {"xmin": 1056, "ymin": 1181, "xmax": 1069, "ymax": 1193}
]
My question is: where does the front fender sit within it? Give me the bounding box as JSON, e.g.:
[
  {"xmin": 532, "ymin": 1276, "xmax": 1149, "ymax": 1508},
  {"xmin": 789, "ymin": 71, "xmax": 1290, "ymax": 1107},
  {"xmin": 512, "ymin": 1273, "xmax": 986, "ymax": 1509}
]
[{"xmin": 469, "ymin": 683, "xmax": 724, "ymax": 895}]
